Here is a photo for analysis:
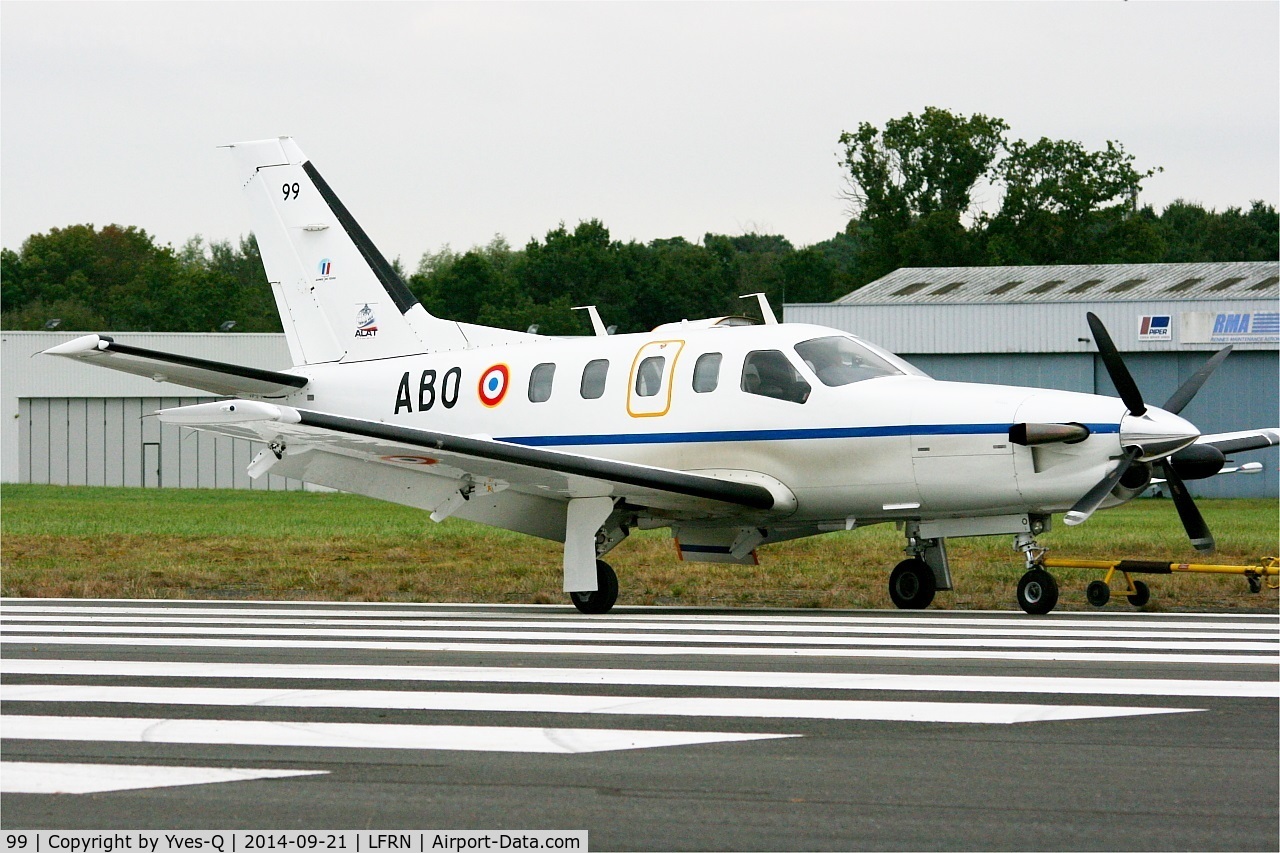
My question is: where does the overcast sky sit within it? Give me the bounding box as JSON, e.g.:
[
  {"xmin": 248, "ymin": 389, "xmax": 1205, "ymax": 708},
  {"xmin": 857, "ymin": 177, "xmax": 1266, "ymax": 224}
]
[{"xmin": 3, "ymin": 2, "xmax": 1277, "ymax": 268}]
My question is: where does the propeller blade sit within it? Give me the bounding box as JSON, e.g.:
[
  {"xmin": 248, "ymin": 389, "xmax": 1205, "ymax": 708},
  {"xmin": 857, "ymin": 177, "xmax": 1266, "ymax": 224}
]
[
  {"xmin": 1087, "ymin": 312, "xmax": 1146, "ymax": 416},
  {"xmin": 1064, "ymin": 447, "xmax": 1141, "ymax": 526},
  {"xmin": 1158, "ymin": 460, "xmax": 1216, "ymax": 552},
  {"xmin": 1161, "ymin": 346, "xmax": 1232, "ymax": 415}
]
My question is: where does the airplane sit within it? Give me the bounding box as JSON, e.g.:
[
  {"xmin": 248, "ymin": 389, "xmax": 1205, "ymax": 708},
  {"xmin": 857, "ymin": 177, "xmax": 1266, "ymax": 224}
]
[{"xmin": 43, "ymin": 137, "xmax": 1280, "ymax": 615}]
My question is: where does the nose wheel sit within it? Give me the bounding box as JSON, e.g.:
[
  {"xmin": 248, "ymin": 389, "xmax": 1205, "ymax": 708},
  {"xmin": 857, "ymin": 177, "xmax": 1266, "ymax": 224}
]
[
  {"xmin": 1016, "ymin": 568, "xmax": 1059, "ymax": 615},
  {"xmin": 1013, "ymin": 532, "xmax": 1060, "ymax": 614}
]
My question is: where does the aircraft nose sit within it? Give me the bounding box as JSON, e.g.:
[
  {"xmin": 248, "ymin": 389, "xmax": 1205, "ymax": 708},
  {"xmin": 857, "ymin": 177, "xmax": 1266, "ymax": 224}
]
[{"xmin": 1119, "ymin": 407, "xmax": 1200, "ymax": 460}]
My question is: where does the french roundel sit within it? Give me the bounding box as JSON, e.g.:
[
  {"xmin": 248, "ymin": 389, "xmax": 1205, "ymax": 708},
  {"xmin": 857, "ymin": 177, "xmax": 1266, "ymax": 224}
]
[{"xmin": 478, "ymin": 364, "xmax": 510, "ymax": 407}]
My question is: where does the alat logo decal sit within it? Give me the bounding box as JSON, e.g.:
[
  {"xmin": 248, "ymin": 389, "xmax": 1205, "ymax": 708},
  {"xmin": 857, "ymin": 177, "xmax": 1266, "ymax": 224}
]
[{"xmin": 355, "ymin": 303, "xmax": 378, "ymax": 338}]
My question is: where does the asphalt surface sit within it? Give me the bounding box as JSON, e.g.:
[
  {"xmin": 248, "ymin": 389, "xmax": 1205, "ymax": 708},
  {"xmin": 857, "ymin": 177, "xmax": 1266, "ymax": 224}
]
[{"xmin": 1, "ymin": 598, "xmax": 1276, "ymax": 851}]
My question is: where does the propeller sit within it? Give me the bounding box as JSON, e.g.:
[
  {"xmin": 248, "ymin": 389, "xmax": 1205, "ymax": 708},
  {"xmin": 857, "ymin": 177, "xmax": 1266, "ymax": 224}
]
[{"xmin": 1066, "ymin": 313, "xmax": 1230, "ymax": 552}]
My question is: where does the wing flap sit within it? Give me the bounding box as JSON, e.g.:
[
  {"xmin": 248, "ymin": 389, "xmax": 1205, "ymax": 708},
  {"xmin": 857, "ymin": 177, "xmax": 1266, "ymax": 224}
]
[{"xmin": 43, "ymin": 335, "xmax": 308, "ymax": 397}]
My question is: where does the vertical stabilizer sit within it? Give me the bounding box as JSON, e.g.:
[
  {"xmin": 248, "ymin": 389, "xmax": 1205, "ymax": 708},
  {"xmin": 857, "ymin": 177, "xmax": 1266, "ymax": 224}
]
[{"xmin": 226, "ymin": 137, "xmax": 470, "ymax": 365}]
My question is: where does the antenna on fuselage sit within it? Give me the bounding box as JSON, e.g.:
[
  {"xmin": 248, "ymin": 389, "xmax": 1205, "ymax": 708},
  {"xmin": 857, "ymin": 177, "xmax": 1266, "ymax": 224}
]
[
  {"xmin": 573, "ymin": 305, "xmax": 610, "ymax": 336},
  {"xmin": 740, "ymin": 293, "xmax": 779, "ymax": 325}
]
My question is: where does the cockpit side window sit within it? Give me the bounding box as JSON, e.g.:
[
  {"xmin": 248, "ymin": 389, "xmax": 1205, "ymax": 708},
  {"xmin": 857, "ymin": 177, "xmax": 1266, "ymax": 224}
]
[
  {"xmin": 741, "ymin": 350, "xmax": 810, "ymax": 404},
  {"xmin": 794, "ymin": 335, "xmax": 904, "ymax": 387}
]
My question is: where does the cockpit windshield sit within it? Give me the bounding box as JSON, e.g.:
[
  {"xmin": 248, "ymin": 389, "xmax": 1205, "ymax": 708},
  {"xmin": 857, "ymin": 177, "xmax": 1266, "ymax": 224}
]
[{"xmin": 794, "ymin": 335, "xmax": 906, "ymax": 387}]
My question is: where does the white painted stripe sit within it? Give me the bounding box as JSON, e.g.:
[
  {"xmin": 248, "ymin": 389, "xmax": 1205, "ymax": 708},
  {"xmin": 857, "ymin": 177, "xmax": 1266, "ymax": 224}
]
[
  {"xmin": 0, "ymin": 684, "xmax": 1203, "ymax": 724},
  {"xmin": 5, "ymin": 598, "xmax": 1272, "ymax": 620},
  {"xmin": 0, "ymin": 761, "xmax": 326, "ymax": 794},
  {"xmin": 2, "ymin": 633, "xmax": 1275, "ymax": 664},
  {"xmin": 1, "ymin": 624, "xmax": 1270, "ymax": 651},
  {"xmin": 5, "ymin": 659, "xmax": 1275, "ymax": 697},
  {"xmin": 5, "ymin": 604, "xmax": 1276, "ymax": 630},
  {"xmin": 2, "ymin": 613, "xmax": 1268, "ymax": 641},
  {"xmin": 0, "ymin": 715, "xmax": 793, "ymax": 753}
]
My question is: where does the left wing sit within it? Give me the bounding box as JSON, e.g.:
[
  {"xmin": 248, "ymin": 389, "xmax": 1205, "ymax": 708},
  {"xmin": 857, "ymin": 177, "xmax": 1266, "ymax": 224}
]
[{"xmin": 156, "ymin": 400, "xmax": 787, "ymax": 523}]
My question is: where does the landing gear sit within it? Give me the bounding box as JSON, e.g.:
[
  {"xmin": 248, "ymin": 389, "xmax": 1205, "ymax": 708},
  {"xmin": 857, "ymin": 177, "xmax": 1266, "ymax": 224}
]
[
  {"xmin": 1013, "ymin": 531, "xmax": 1059, "ymax": 615},
  {"xmin": 569, "ymin": 559, "xmax": 618, "ymax": 614},
  {"xmin": 889, "ymin": 558, "xmax": 936, "ymax": 609},
  {"xmin": 1017, "ymin": 568, "xmax": 1059, "ymax": 615}
]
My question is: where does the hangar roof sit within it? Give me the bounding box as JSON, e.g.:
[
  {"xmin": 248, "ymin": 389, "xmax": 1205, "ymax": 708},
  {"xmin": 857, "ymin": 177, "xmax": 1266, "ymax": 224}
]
[{"xmin": 835, "ymin": 261, "xmax": 1278, "ymax": 305}]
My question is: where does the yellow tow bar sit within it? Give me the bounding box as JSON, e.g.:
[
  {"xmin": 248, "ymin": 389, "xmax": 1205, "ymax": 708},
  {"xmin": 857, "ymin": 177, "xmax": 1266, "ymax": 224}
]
[{"xmin": 1042, "ymin": 557, "xmax": 1280, "ymax": 607}]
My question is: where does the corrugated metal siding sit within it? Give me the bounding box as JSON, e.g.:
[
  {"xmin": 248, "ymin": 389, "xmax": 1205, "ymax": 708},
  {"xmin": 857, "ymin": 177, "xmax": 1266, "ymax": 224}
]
[
  {"xmin": 18, "ymin": 396, "xmax": 306, "ymax": 491},
  {"xmin": 2, "ymin": 332, "xmax": 298, "ymax": 489}
]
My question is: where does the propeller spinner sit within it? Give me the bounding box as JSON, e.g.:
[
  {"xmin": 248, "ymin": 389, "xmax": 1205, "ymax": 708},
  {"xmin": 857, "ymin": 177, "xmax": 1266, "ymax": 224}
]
[{"xmin": 1065, "ymin": 313, "xmax": 1229, "ymax": 552}]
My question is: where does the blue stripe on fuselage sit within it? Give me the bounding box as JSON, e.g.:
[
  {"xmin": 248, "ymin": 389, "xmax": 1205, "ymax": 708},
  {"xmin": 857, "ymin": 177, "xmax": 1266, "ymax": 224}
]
[{"xmin": 498, "ymin": 423, "xmax": 1121, "ymax": 448}]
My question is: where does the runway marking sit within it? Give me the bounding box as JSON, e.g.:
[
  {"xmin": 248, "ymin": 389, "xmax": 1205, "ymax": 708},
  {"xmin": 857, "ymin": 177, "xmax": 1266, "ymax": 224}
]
[
  {"xmin": 2, "ymin": 634, "xmax": 1274, "ymax": 664},
  {"xmin": 7, "ymin": 596, "xmax": 1269, "ymax": 625},
  {"xmin": 2, "ymin": 625, "xmax": 1271, "ymax": 651},
  {"xmin": 3, "ymin": 613, "xmax": 1268, "ymax": 641},
  {"xmin": 5, "ymin": 604, "xmax": 1277, "ymax": 631},
  {"xmin": 0, "ymin": 715, "xmax": 794, "ymax": 753},
  {"xmin": 0, "ymin": 684, "xmax": 1201, "ymax": 724},
  {"xmin": 4, "ymin": 659, "xmax": 1274, "ymax": 697},
  {"xmin": 0, "ymin": 761, "xmax": 326, "ymax": 794}
]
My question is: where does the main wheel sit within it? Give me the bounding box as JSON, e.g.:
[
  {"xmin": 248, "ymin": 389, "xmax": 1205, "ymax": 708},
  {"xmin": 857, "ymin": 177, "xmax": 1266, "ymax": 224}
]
[
  {"xmin": 570, "ymin": 559, "xmax": 619, "ymax": 614},
  {"xmin": 1126, "ymin": 580, "xmax": 1151, "ymax": 607},
  {"xmin": 888, "ymin": 558, "xmax": 936, "ymax": 610},
  {"xmin": 1017, "ymin": 568, "xmax": 1059, "ymax": 615},
  {"xmin": 1086, "ymin": 580, "xmax": 1111, "ymax": 607}
]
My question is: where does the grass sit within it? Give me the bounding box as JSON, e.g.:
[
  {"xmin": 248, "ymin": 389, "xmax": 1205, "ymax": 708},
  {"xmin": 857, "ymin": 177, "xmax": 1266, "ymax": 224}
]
[{"xmin": 1, "ymin": 483, "xmax": 1276, "ymax": 612}]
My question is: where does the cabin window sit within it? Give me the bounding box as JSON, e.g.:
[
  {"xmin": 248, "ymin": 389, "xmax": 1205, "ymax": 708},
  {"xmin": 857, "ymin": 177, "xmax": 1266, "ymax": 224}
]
[
  {"xmin": 794, "ymin": 336, "xmax": 903, "ymax": 387},
  {"xmin": 741, "ymin": 350, "xmax": 810, "ymax": 404},
  {"xmin": 692, "ymin": 352, "xmax": 722, "ymax": 393},
  {"xmin": 580, "ymin": 359, "xmax": 609, "ymax": 399},
  {"xmin": 634, "ymin": 356, "xmax": 666, "ymax": 397},
  {"xmin": 528, "ymin": 362, "xmax": 556, "ymax": 402}
]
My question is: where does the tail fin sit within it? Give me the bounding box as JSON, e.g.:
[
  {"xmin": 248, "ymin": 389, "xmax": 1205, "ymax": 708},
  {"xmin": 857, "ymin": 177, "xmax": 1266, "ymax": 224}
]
[{"xmin": 226, "ymin": 137, "xmax": 469, "ymax": 365}]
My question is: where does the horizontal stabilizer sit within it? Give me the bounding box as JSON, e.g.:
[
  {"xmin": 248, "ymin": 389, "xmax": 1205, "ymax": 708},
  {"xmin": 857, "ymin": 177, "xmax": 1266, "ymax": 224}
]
[{"xmin": 43, "ymin": 334, "xmax": 308, "ymax": 398}]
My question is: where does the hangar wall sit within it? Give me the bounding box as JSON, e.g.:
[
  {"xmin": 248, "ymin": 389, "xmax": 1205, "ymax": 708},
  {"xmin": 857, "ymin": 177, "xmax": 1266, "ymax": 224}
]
[{"xmin": 2, "ymin": 332, "xmax": 306, "ymax": 490}]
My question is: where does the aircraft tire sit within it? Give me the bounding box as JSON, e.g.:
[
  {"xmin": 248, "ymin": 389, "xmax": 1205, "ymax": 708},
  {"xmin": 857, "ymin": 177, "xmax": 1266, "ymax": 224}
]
[
  {"xmin": 1086, "ymin": 580, "xmax": 1111, "ymax": 607},
  {"xmin": 570, "ymin": 559, "xmax": 619, "ymax": 615},
  {"xmin": 1126, "ymin": 580, "xmax": 1151, "ymax": 607},
  {"xmin": 1017, "ymin": 569, "xmax": 1059, "ymax": 615},
  {"xmin": 888, "ymin": 558, "xmax": 936, "ymax": 610}
]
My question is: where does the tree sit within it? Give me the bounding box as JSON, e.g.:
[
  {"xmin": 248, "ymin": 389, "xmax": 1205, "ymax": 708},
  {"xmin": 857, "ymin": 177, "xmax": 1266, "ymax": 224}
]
[
  {"xmin": 982, "ymin": 137, "xmax": 1161, "ymax": 264},
  {"xmin": 838, "ymin": 107, "xmax": 1009, "ymax": 279}
]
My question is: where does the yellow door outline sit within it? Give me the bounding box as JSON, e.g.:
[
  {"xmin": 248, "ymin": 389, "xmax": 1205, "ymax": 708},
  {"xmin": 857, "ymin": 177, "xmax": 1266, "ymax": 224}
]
[{"xmin": 627, "ymin": 339, "xmax": 685, "ymax": 418}]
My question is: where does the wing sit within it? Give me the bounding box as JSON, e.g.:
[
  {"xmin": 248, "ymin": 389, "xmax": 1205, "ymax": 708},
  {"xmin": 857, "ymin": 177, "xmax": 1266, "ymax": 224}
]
[
  {"xmin": 155, "ymin": 400, "xmax": 788, "ymax": 540},
  {"xmin": 43, "ymin": 334, "xmax": 308, "ymax": 398},
  {"xmin": 1195, "ymin": 428, "xmax": 1280, "ymax": 455}
]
